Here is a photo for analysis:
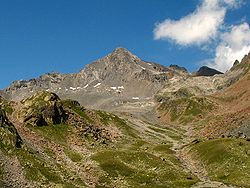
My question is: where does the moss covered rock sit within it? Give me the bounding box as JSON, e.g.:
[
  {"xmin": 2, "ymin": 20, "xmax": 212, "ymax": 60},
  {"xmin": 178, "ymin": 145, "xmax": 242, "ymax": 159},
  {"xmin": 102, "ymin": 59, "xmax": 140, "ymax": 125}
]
[
  {"xmin": 0, "ymin": 96, "xmax": 14, "ymax": 115},
  {"xmin": 19, "ymin": 91, "xmax": 68, "ymax": 126},
  {"xmin": 0, "ymin": 108, "xmax": 22, "ymax": 148}
]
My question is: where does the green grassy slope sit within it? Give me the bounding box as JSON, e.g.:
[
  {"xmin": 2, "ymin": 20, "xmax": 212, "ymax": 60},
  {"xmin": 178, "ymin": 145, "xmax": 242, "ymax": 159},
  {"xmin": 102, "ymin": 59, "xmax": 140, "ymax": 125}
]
[
  {"xmin": 0, "ymin": 92, "xmax": 198, "ymax": 187},
  {"xmin": 188, "ymin": 138, "xmax": 250, "ymax": 187}
]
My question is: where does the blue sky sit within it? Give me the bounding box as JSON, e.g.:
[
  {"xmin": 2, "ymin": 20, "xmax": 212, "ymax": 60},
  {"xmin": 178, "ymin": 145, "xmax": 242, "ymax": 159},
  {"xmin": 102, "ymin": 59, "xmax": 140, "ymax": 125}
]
[{"xmin": 0, "ymin": 0, "xmax": 250, "ymax": 88}]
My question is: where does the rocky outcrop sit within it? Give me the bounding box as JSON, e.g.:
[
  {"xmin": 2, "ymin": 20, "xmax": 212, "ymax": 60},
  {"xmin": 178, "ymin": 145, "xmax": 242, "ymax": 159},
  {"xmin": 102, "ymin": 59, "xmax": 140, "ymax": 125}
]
[
  {"xmin": 169, "ymin": 64, "xmax": 188, "ymax": 74},
  {"xmin": 0, "ymin": 108, "xmax": 22, "ymax": 148},
  {"xmin": 19, "ymin": 91, "xmax": 67, "ymax": 126},
  {"xmin": 230, "ymin": 53, "xmax": 250, "ymax": 72}
]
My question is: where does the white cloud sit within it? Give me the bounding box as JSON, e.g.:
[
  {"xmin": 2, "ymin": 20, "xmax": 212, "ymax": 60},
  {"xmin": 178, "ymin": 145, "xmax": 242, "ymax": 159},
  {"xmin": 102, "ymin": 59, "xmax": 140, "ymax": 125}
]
[
  {"xmin": 207, "ymin": 22, "xmax": 250, "ymax": 72},
  {"xmin": 153, "ymin": 0, "xmax": 247, "ymax": 72},
  {"xmin": 153, "ymin": 0, "xmax": 230, "ymax": 45},
  {"xmin": 221, "ymin": 22, "xmax": 250, "ymax": 50}
]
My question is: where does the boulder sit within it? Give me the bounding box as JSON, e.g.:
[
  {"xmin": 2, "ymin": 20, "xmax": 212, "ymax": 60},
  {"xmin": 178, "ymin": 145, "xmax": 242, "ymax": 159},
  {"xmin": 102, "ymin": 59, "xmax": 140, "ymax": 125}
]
[{"xmin": 19, "ymin": 91, "xmax": 68, "ymax": 126}]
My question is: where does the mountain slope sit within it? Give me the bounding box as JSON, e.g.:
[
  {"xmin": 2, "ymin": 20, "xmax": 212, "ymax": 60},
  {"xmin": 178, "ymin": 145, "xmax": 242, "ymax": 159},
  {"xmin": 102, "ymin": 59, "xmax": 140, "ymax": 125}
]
[
  {"xmin": 155, "ymin": 68, "xmax": 246, "ymax": 126},
  {"xmin": 4, "ymin": 48, "xmax": 185, "ymax": 111},
  {"xmin": 200, "ymin": 52, "xmax": 250, "ymax": 138},
  {"xmin": 0, "ymin": 91, "xmax": 198, "ymax": 187},
  {"xmin": 154, "ymin": 53, "xmax": 250, "ymax": 187}
]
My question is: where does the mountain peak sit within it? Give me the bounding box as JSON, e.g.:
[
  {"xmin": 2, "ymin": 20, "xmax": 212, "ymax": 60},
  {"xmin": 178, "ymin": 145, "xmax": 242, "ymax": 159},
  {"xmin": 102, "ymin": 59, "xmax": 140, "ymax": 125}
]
[
  {"xmin": 195, "ymin": 66, "xmax": 223, "ymax": 76},
  {"xmin": 112, "ymin": 47, "xmax": 130, "ymax": 53},
  {"xmin": 111, "ymin": 47, "xmax": 136, "ymax": 56},
  {"xmin": 108, "ymin": 47, "xmax": 140, "ymax": 63}
]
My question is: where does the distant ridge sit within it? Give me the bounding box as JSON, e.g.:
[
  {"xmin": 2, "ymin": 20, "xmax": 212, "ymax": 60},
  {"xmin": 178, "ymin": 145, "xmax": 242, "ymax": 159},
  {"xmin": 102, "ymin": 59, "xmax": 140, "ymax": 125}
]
[{"xmin": 195, "ymin": 66, "xmax": 223, "ymax": 76}]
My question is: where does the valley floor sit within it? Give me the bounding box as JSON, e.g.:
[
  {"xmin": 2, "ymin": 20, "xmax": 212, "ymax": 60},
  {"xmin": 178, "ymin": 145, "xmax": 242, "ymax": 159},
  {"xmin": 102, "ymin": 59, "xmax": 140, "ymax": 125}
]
[{"xmin": 120, "ymin": 113, "xmax": 241, "ymax": 188}]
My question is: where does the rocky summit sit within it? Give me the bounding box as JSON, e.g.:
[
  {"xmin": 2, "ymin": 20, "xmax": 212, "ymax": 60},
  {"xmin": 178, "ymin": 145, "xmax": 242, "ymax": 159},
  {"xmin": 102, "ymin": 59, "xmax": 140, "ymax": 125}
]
[
  {"xmin": 194, "ymin": 66, "xmax": 223, "ymax": 76},
  {"xmin": 1, "ymin": 48, "xmax": 250, "ymax": 188}
]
